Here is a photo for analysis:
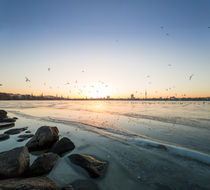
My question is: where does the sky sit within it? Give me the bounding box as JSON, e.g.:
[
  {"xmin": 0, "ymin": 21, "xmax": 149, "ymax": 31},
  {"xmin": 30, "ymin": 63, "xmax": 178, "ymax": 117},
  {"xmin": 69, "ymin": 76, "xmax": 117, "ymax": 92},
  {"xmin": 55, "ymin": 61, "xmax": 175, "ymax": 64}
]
[{"xmin": 0, "ymin": 0, "xmax": 210, "ymax": 98}]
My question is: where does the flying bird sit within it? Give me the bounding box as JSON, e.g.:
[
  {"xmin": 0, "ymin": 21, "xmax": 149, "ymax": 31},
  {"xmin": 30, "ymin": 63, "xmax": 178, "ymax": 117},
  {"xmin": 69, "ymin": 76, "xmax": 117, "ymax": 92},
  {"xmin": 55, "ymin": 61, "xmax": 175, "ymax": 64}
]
[
  {"xmin": 166, "ymin": 33, "xmax": 170, "ymax": 36},
  {"xmin": 168, "ymin": 64, "xmax": 172, "ymax": 67},
  {"xmin": 189, "ymin": 74, "xmax": 194, "ymax": 80},
  {"xmin": 160, "ymin": 26, "xmax": 164, "ymax": 30},
  {"xmin": 25, "ymin": 77, "xmax": 30, "ymax": 82},
  {"xmin": 65, "ymin": 82, "xmax": 70, "ymax": 85},
  {"xmin": 48, "ymin": 67, "xmax": 51, "ymax": 72},
  {"xmin": 0, "ymin": 84, "xmax": 2, "ymax": 86}
]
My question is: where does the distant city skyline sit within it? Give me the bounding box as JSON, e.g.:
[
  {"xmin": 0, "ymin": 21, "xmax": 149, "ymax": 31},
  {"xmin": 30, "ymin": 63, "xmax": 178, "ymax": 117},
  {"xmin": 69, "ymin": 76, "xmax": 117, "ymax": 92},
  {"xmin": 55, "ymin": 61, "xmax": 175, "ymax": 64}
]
[{"xmin": 0, "ymin": 0, "xmax": 210, "ymax": 98}]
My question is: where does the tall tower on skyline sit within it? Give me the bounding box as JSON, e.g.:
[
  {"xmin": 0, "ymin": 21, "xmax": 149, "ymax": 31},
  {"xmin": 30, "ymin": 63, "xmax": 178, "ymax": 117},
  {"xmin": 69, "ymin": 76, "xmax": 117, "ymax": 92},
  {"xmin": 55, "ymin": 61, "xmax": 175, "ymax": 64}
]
[{"xmin": 145, "ymin": 89, "xmax": 147, "ymax": 99}]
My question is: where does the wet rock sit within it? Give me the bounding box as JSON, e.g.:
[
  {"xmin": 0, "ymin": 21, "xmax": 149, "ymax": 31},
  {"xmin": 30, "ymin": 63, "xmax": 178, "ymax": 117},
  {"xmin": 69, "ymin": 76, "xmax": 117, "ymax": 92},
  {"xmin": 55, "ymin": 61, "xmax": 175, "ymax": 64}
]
[
  {"xmin": 0, "ymin": 110, "xmax": 7, "ymax": 119},
  {"xmin": 4, "ymin": 127, "xmax": 28, "ymax": 135},
  {"xmin": 26, "ymin": 153, "xmax": 59, "ymax": 177},
  {"xmin": 25, "ymin": 130, "xmax": 32, "ymax": 133},
  {"xmin": 0, "ymin": 117, "xmax": 17, "ymax": 123},
  {"xmin": 0, "ymin": 122, "xmax": 15, "ymax": 129},
  {"xmin": 0, "ymin": 146, "xmax": 29, "ymax": 179},
  {"xmin": 18, "ymin": 134, "xmax": 34, "ymax": 139},
  {"xmin": 0, "ymin": 134, "xmax": 9, "ymax": 141},
  {"xmin": 17, "ymin": 138, "xmax": 26, "ymax": 142},
  {"xmin": 48, "ymin": 137, "xmax": 75, "ymax": 156},
  {"xmin": 26, "ymin": 126, "xmax": 59, "ymax": 151},
  {"xmin": 157, "ymin": 144, "xmax": 167, "ymax": 151},
  {"xmin": 0, "ymin": 176, "xmax": 57, "ymax": 190},
  {"xmin": 68, "ymin": 154, "xmax": 108, "ymax": 178},
  {"xmin": 71, "ymin": 180, "xmax": 99, "ymax": 190}
]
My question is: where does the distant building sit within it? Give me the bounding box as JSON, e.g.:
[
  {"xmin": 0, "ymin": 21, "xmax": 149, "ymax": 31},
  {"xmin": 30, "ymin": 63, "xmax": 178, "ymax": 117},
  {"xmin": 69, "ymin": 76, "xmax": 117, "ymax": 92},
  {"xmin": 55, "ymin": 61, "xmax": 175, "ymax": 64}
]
[
  {"xmin": 106, "ymin": 96, "xmax": 110, "ymax": 100},
  {"xmin": 131, "ymin": 94, "xmax": 135, "ymax": 100}
]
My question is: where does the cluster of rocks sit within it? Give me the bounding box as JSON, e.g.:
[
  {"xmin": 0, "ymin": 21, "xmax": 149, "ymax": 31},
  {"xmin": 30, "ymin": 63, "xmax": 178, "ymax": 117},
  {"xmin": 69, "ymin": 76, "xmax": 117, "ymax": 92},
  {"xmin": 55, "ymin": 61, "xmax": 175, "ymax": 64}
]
[
  {"xmin": 0, "ymin": 114, "xmax": 108, "ymax": 190},
  {"xmin": 0, "ymin": 110, "xmax": 17, "ymax": 128}
]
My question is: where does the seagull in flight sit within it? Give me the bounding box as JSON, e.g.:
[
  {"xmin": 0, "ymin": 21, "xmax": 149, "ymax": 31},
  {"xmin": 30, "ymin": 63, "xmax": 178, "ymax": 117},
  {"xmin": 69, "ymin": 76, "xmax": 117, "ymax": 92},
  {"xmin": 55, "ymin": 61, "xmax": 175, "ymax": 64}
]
[
  {"xmin": 65, "ymin": 82, "xmax": 70, "ymax": 85},
  {"xmin": 25, "ymin": 77, "xmax": 30, "ymax": 82},
  {"xmin": 189, "ymin": 74, "xmax": 194, "ymax": 80},
  {"xmin": 48, "ymin": 67, "xmax": 51, "ymax": 72}
]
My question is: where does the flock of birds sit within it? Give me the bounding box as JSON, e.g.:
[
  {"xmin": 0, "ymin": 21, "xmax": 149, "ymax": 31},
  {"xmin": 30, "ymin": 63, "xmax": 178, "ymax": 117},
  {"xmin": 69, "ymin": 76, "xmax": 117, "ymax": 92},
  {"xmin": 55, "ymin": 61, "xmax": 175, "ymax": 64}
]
[{"xmin": 0, "ymin": 26, "xmax": 209, "ymax": 97}]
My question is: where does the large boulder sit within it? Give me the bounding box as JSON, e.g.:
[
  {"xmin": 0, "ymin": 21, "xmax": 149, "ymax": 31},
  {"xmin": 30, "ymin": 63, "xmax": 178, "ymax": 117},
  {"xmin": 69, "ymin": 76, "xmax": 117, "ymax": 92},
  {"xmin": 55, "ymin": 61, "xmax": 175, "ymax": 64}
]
[
  {"xmin": 26, "ymin": 126, "xmax": 59, "ymax": 151},
  {"xmin": 48, "ymin": 137, "xmax": 75, "ymax": 156},
  {"xmin": 0, "ymin": 176, "xmax": 57, "ymax": 190},
  {"xmin": 0, "ymin": 110, "xmax": 7, "ymax": 119},
  {"xmin": 0, "ymin": 146, "xmax": 29, "ymax": 179},
  {"xmin": 68, "ymin": 154, "xmax": 108, "ymax": 178},
  {"xmin": 0, "ymin": 134, "xmax": 9, "ymax": 141},
  {"xmin": 26, "ymin": 153, "xmax": 59, "ymax": 177},
  {"xmin": 4, "ymin": 127, "xmax": 28, "ymax": 135}
]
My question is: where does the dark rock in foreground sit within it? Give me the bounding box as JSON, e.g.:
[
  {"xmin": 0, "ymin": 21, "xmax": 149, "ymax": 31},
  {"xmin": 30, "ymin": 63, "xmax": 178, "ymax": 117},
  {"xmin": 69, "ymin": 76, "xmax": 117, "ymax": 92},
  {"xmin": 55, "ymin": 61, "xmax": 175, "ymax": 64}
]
[
  {"xmin": 4, "ymin": 127, "xmax": 28, "ymax": 135},
  {"xmin": 69, "ymin": 154, "xmax": 108, "ymax": 178},
  {"xmin": 49, "ymin": 137, "xmax": 75, "ymax": 156},
  {"xmin": 0, "ymin": 176, "xmax": 57, "ymax": 190},
  {"xmin": 25, "ymin": 130, "xmax": 32, "ymax": 133},
  {"xmin": 26, "ymin": 126, "xmax": 59, "ymax": 151},
  {"xmin": 0, "ymin": 134, "xmax": 9, "ymax": 141},
  {"xmin": 0, "ymin": 146, "xmax": 29, "ymax": 179},
  {"xmin": 26, "ymin": 153, "xmax": 59, "ymax": 177},
  {"xmin": 0, "ymin": 110, "xmax": 7, "ymax": 119},
  {"xmin": 18, "ymin": 134, "xmax": 34, "ymax": 142},
  {"xmin": 0, "ymin": 117, "xmax": 17, "ymax": 123},
  {"xmin": 0, "ymin": 122, "xmax": 15, "ymax": 129}
]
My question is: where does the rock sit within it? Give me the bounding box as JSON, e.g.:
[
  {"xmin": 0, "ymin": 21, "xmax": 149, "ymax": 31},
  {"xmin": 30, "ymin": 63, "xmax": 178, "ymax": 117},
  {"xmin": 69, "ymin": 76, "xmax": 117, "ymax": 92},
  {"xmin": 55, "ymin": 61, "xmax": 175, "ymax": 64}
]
[
  {"xmin": 0, "ymin": 118, "xmax": 17, "ymax": 123},
  {"xmin": 25, "ymin": 130, "xmax": 31, "ymax": 133},
  {"xmin": 48, "ymin": 137, "xmax": 75, "ymax": 156},
  {"xmin": 4, "ymin": 127, "xmax": 28, "ymax": 135},
  {"xmin": 0, "ymin": 134, "xmax": 9, "ymax": 141},
  {"xmin": 18, "ymin": 134, "xmax": 34, "ymax": 139},
  {"xmin": 0, "ymin": 146, "xmax": 29, "ymax": 179},
  {"xmin": 17, "ymin": 138, "xmax": 26, "ymax": 142},
  {"xmin": 26, "ymin": 126, "xmax": 59, "ymax": 151},
  {"xmin": 0, "ymin": 122, "xmax": 15, "ymax": 129},
  {"xmin": 68, "ymin": 154, "xmax": 108, "ymax": 178},
  {"xmin": 0, "ymin": 110, "xmax": 7, "ymax": 119},
  {"xmin": 0, "ymin": 176, "xmax": 57, "ymax": 190},
  {"xmin": 71, "ymin": 180, "xmax": 99, "ymax": 190},
  {"xmin": 26, "ymin": 153, "xmax": 59, "ymax": 177}
]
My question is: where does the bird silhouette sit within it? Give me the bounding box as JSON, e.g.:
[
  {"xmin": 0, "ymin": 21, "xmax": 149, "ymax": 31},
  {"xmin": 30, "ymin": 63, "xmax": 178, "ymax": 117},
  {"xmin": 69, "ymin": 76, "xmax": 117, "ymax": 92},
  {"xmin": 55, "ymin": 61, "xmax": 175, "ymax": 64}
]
[
  {"xmin": 189, "ymin": 74, "xmax": 194, "ymax": 80},
  {"xmin": 65, "ymin": 82, "xmax": 70, "ymax": 85},
  {"xmin": 160, "ymin": 26, "xmax": 164, "ymax": 30},
  {"xmin": 48, "ymin": 67, "xmax": 51, "ymax": 72},
  {"xmin": 166, "ymin": 33, "xmax": 170, "ymax": 36},
  {"xmin": 25, "ymin": 77, "xmax": 30, "ymax": 82}
]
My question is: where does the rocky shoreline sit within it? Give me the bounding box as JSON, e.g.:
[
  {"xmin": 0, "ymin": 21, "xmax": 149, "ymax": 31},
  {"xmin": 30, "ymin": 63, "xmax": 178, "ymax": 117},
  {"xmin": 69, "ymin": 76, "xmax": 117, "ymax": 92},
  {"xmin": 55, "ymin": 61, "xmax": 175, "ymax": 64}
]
[{"xmin": 0, "ymin": 110, "xmax": 108, "ymax": 190}]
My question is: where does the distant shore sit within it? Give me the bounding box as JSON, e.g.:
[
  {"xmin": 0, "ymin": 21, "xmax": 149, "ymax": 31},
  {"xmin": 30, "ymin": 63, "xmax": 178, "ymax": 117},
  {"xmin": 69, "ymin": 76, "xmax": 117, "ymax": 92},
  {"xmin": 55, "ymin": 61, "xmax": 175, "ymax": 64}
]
[{"xmin": 0, "ymin": 92, "xmax": 209, "ymax": 101}]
